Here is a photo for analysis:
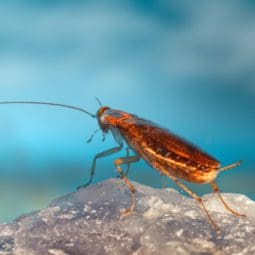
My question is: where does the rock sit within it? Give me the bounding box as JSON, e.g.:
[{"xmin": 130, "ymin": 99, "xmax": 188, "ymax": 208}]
[{"xmin": 0, "ymin": 178, "xmax": 255, "ymax": 255}]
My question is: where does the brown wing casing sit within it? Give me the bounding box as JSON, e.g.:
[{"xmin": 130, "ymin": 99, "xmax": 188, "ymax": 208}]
[{"xmin": 105, "ymin": 109, "xmax": 221, "ymax": 184}]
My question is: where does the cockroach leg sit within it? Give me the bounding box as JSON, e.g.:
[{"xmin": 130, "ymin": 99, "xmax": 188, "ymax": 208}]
[
  {"xmin": 77, "ymin": 145, "xmax": 123, "ymax": 189},
  {"xmin": 162, "ymin": 170, "xmax": 220, "ymax": 234},
  {"xmin": 210, "ymin": 181, "xmax": 246, "ymax": 217},
  {"xmin": 116, "ymin": 147, "xmax": 131, "ymax": 178},
  {"xmin": 114, "ymin": 155, "xmax": 141, "ymax": 216},
  {"xmin": 116, "ymin": 147, "xmax": 132, "ymax": 178}
]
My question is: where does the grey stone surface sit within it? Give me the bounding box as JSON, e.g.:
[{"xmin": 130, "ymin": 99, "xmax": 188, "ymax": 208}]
[{"xmin": 0, "ymin": 178, "xmax": 255, "ymax": 255}]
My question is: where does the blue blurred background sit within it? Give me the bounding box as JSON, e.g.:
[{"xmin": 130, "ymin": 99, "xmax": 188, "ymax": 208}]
[{"xmin": 0, "ymin": 0, "xmax": 254, "ymax": 222}]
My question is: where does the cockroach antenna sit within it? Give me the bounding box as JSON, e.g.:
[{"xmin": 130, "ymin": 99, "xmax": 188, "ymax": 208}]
[
  {"xmin": 95, "ymin": 97, "xmax": 103, "ymax": 107},
  {"xmin": 0, "ymin": 101, "xmax": 96, "ymax": 118}
]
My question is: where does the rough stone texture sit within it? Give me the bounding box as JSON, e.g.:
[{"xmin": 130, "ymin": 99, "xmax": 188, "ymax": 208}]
[{"xmin": 0, "ymin": 178, "xmax": 255, "ymax": 255}]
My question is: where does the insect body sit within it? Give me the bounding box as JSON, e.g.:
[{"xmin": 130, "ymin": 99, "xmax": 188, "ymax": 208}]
[
  {"xmin": 95, "ymin": 106, "xmax": 244, "ymax": 233},
  {"xmin": 0, "ymin": 101, "xmax": 245, "ymax": 233},
  {"xmin": 100, "ymin": 107, "xmax": 220, "ymax": 184}
]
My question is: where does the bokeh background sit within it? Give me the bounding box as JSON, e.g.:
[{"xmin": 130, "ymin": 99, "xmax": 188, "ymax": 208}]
[{"xmin": 0, "ymin": 0, "xmax": 254, "ymax": 222}]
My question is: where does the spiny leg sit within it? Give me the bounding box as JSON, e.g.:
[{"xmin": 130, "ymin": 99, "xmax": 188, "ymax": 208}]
[
  {"xmin": 77, "ymin": 145, "xmax": 123, "ymax": 189},
  {"xmin": 162, "ymin": 170, "xmax": 220, "ymax": 233},
  {"xmin": 210, "ymin": 181, "xmax": 245, "ymax": 217},
  {"xmin": 115, "ymin": 155, "xmax": 141, "ymax": 216}
]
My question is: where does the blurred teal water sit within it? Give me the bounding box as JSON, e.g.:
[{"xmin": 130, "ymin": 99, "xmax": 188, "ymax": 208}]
[{"xmin": 0, "ymin": 0, "xmax": 255, "ymax": 222}]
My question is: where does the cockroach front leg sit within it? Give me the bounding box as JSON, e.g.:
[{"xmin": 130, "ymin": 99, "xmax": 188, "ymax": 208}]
[
  {"xmin": 114, "ymin": 155, "xmax": 141, "ymax": 216},
  {"xmin": 210, "ymin": 181, "xmax": 246, "ymax": 217},
  {"xmin": 77, "ymin": 145, "xmax": 123, "ymax": 189}
]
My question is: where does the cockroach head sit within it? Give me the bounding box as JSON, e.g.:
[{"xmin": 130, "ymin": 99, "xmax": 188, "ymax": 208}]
[{"xmin": 97, "ymin": 106, "xmax": 110, "ymax": 133}]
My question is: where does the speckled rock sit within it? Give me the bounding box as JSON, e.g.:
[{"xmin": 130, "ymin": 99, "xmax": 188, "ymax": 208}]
[{"xmin": 0, "ymin": 178, "xmax": 255, "ymax": 255}]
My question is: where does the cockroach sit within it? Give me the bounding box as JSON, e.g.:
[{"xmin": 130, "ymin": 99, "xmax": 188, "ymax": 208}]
[{"xmin": 0, "ymin": 100, "xmax": 245, "ymax": 233}]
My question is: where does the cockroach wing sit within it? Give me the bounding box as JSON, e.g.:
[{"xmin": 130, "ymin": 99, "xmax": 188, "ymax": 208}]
[{"xmin": 117, "ymin": 115, "xmax": 220, "ymax": 171}]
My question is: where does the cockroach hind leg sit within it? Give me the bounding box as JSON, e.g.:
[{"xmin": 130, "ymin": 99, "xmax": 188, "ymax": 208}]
[
  {"xmin": 210, "ymin": 181, "xmax": 246, "ymax": 217},
  {"xmin": 161, "ymin": 170, "xmax": 221, "ymax": 234},
  {"xmin": 200, "ymin": 200, "xmax": 221, "ymax": 235}
]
